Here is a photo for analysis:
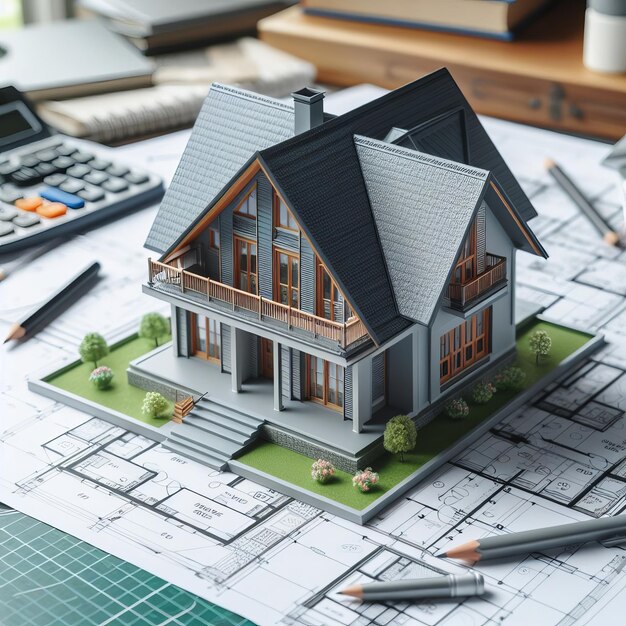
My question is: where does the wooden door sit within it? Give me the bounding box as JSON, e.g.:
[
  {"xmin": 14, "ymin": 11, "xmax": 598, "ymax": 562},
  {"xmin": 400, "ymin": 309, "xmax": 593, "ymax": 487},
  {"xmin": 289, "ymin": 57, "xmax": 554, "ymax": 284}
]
[{"xmin": 261, "ymin": 338, "xmax": 273, "ymax": 379}]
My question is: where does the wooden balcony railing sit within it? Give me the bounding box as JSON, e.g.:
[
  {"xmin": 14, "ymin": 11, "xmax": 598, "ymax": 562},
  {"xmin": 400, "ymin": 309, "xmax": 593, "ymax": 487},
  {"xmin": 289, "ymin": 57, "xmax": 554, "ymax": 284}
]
[
  {"xmin": 148, "ymin": 259, "xmax": 369, "ymax": 349},
  {"xmin": 447, "ymin": 254, "xmax": 507, "ymax": 309}
]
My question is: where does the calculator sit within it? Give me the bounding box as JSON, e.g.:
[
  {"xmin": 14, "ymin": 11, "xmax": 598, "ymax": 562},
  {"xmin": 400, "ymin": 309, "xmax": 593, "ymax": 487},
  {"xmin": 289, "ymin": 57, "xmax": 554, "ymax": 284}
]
[{"xmin": 0, "ymin": 86, "xmax": 164, "ymax": 255}]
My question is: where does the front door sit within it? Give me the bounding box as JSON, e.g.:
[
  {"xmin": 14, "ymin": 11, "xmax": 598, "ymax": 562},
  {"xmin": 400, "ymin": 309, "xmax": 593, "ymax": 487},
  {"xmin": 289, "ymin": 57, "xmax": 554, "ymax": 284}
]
[{"xmin": 261, "ymin": 338, "xmax": 273, "ymax": 379}]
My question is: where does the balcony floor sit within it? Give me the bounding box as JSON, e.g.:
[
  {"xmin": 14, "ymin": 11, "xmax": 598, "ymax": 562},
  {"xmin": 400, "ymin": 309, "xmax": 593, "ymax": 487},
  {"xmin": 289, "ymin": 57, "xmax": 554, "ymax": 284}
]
[{"xmin": 130, "ymin": 344, "xmax": 381, "ymax": 457}]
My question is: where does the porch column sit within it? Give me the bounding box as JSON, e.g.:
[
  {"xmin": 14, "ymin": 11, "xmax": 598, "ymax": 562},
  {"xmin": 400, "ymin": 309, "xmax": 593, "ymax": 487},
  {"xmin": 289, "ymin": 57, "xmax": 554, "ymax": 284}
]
[
  {"xmin": 231, "ymin": 327, "xmax": 244, "ymax": 393},
  {"xmin": 273, "ymin": 341, "xmax": 283, "ymax": 411},
  {"xmin": 352, "ymin": 357, "xmax": 372, "ymax": 433}
]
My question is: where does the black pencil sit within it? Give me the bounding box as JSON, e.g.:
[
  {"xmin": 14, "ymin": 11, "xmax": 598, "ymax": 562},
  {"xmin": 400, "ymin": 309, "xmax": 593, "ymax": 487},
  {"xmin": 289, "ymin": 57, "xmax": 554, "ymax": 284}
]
[
  {"xmin": 545, "ymin": 158, "xmax": 620, "ymax": 246},
  {"xmin": 4, "ymin": 261, "xmax": 101, "ymax": 343}
]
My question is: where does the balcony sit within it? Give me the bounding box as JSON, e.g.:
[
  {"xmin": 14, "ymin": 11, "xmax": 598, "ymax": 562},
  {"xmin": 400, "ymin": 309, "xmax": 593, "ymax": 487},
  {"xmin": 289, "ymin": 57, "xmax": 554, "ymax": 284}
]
[
  {"xmin": 447, "ymin": 254, "xmax": 507, "ymax": 311},
  {"xmin": 147, "ymin": 259, "xmax": 369, "ymax": 349}
]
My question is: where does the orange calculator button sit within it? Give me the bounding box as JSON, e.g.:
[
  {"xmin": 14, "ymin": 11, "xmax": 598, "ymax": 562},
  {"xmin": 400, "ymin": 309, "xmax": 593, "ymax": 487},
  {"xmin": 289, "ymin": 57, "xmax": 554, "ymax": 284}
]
[
  {"xmin": 36, "ymin": 202, "xmax": 67, "ymax": 218},
  {"xmin": 15, "ymin": 197, "xmax": 43, "ymax": 211}
]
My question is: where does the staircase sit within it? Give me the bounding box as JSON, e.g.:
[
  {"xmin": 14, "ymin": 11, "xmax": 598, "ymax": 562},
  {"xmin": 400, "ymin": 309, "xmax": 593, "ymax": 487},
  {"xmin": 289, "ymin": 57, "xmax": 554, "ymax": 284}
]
[{"xmin": 163, "ymin": 396, "xmax": 265, "ymax": 470}]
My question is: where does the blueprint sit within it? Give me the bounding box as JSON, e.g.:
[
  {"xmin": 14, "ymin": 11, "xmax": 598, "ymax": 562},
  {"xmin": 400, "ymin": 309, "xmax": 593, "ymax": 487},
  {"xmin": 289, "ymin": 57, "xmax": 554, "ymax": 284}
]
[{"xmin": 2, "ymin": 86, "xmax": 626, "ymax": 626}]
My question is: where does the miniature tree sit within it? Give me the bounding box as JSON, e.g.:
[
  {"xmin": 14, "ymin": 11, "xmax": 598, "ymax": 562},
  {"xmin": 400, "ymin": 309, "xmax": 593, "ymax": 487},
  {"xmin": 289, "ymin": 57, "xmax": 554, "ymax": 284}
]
[
  {"xmin": 383, "ymin": 415, "xmax": 417, "ymax": 462},
  {"xmin": 139, "ymin": 312, "xmax": 170, "ymax": 348},
  {"xmin": 494, "ymin": 366, "xmax": 526, "ymax": 392},
  {"xmin": 79, "ymin": 332, "xmax": 109, "ymax": 368},
  {"xmin": 529, "ymin": 329, "xmax": 552, "ymax": 366},
  {"xmin": 141, "ymin": 392, "xmax": 170, "ymax": 419}
]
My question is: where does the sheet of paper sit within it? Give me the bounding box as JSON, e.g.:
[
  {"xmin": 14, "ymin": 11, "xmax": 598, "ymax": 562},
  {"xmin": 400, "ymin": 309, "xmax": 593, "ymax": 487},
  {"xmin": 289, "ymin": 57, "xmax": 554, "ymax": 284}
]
[{"xmin": 3, "ymin": 85, "xmax": 626, "ymax": 626}]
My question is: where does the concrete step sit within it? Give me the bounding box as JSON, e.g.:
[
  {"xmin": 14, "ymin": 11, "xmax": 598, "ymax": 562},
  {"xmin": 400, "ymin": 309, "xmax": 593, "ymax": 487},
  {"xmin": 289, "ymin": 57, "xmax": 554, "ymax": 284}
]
[
  {"xmin": 188, "ymin": 407, "xmax": 259, "ymax": 438},
  {"xmin": 194, "ymin": 398, "xmax": 264, "ymax": 428},
  {"xmin": 183, "ymin": 414, "xmax": 252, "ymax": 445},
  {"xmin": 162, "ymin": 439, "xmax": 227, "ymax": 471},
  {"xmin": 168, "ymin": 426, "xmax": 241, "ymax": 458}
]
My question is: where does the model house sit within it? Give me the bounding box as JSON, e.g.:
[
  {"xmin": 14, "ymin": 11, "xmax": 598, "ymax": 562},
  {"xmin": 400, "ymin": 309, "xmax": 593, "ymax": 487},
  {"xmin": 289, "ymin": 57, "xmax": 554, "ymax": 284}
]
[{"xmin": 131, "ymin": 69, "xmax": 546, "ymax": 471}]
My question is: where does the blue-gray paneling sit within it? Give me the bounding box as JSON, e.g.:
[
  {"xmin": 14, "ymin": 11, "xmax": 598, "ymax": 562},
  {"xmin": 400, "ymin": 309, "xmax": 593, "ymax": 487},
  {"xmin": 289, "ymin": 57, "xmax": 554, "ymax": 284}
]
[
  {"xmin": 233, "ymin": 214, "xmax": 257, "ymax": 239},
  {"xmin": 291, "ymin": 349, "xmax": 302, "ymax": 400},
  {"xmin": 334, "ymin": 293, "xmax": 345, "ymax": 324},
  {"xmin": 208, "ymin": 248, "xmax": 220, "ymax": 281},
  {"xmin": 300, "ymin": 237, "xmax": 315, "ymax": 315},
  {"xmin": 371, "ymin": 353, "xmax": 385, "ymax": 408},
  {"xmin": 220, "ymin": 213, "xmax": 233, "ymax": 287},
  {"xmin": 274, "ymin": 229, "xmax": 299, "ymax": 253},
  {"xmin": 243, "ymin": 331, "xmax": 258, "ymax": 383},
  {"xmin": 221, "ymin": 324, "xmax": 231, "ymax": 373},
  {"xmin": 257, "ymin": 174, "xmax": 273, "ymax": 299},
  {"xmin": 344, "ymin": 365, "xmax": 353, "ymax": 420},
  {"xmin": 176, "ymin": 307, "xmax": 189, "ymax": 357},
  {"xmin": 476, "ymin": 203, "xmax": 486, "ymax": 274},
  {"xmin": 281, "ymin": 345, "xmax": 291, "ymax": 400}
]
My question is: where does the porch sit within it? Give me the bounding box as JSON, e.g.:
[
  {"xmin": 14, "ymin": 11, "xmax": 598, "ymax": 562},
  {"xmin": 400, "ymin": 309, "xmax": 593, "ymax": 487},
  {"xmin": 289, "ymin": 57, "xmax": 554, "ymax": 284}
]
[{"xmin": 446, "ymin": 253, "xmax": 507, "ymax": 311}]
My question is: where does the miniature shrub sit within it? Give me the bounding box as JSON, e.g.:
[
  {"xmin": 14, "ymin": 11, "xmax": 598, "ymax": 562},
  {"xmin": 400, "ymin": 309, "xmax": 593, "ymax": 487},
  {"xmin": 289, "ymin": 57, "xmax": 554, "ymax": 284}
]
[
  {"xmin": 445, "ymin": 398, "xmax": 470, "ymax": 420},
  {"xmin": 141, "ymin": 392, "xmax": 170, "ymax": 419},
  {"xmin": 311, "ymin": 459, "xmax": 335, "ymax": 484},
  {"xmin": 494, "ymin": 366, "xmax": 526, "ymax": 392},
  {"xmin": 79, "ymin": 332, "xmax": 109, "ymax": 368},
  {"xmin": 352, "ymin": 467, "xmax": 380, "ymax": 493},
  {"xmin": 89, "ymin": 366, "xmax": 113, "ymax": 390},
  {"xmin": 471, "ymin": 381, "xmax": 496, "ymax": 405},
  {"xmin": 529, "ymin": 330, "xmax": 552, "ymax": 366},
  {"xmin": 139, "ymin": 312, "xmax": 170, "ymax": 348},
  {"xmin": 384, "ymin": 415, "xmax": 417, "ymax": 462}
]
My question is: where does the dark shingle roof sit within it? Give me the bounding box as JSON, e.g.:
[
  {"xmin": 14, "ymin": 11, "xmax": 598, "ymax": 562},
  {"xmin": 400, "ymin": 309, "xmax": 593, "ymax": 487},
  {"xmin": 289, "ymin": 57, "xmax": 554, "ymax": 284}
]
[
  {"xmin": 145, "ymin": 83, "xmax": 294, "ymax": 252},
  {"xmin": 355, "ymin": 136, "xmax": 489, "ymax": 325}
]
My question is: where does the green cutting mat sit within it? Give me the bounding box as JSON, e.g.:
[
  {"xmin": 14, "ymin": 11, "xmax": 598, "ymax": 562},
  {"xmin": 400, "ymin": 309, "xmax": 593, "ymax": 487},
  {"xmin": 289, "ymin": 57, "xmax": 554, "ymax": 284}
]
[{"xmin": 0, "ymin": 504, "xmax": 254, "ymax": 626}]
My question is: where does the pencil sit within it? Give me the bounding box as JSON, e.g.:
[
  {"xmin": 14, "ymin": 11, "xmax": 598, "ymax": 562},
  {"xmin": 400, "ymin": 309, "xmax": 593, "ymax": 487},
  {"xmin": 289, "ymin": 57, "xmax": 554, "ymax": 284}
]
[
  {"xmin": 438, "ymin": 514, "xmax": 626, "ymax": 563},
  {"xmin": 545, "ymin": 158, "xmax": 620, "ymax": 246},
  {"xmin": 4, "ymin": 261, "xmax": 101, "ymax": 343}
]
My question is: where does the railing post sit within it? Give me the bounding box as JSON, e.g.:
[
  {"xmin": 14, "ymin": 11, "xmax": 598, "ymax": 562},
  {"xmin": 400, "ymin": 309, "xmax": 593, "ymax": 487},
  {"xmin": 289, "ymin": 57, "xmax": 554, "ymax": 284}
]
[
  {"xmin": 148, "ymin": 258, "xmax": 153, "ymax": 285},
  {"xmin": 259, "ymin": 295, "xmax": 263, "ymax": 320},
  {"xmin": 180, "ymin": 269, "xmax": 185, "ymax": 293},
  {"xmin": 207, "ymin": 276, "xmax": 211, "ymax": 302},
  {"xmin": 342, "ymin": 324, "xmax": 346, "ymax": 348}
]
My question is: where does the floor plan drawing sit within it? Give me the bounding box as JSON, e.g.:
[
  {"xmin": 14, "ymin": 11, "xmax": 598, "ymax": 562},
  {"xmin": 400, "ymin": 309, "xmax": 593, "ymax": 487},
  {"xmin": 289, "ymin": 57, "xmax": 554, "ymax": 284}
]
[{"xmin": 3, "ymin": 97, "xmax": 626, "ymax": 625}]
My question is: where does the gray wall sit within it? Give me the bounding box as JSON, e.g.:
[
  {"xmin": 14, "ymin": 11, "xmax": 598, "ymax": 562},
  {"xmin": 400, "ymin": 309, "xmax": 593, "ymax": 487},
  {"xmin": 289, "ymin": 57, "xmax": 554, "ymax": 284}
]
[
  {"xmin": 387, "ymin": 335, "xmax": 413, "ymax": 414},
  {"xmin": 281, "ymin": 344, "xmax": 291, "ymax": 400},
  {"xmin": 176, "ymin": 307, "xmax": 189, "ymax": 357},
  {"xmin": 221, "ymin": 324, "xmax": 231, "ymax": 373}
]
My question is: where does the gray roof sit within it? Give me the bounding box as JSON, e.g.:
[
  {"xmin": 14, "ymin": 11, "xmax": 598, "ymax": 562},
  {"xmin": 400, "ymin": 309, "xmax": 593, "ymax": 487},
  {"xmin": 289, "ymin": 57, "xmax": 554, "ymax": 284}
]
[
  {"xmin": 355, "ymin": 136, "xmax": 489, "ymax": 324},
  {"xmin": 145, "ymin": 83, "xmax": 295, "ymax": 252}
]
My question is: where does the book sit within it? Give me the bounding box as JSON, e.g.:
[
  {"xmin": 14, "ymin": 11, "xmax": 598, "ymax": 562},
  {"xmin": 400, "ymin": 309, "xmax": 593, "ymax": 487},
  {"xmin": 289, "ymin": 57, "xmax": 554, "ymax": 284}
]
[
  {"xmin": 301, "ymin": 0, "xmax": 553, "ymax": 41},
  {"xmin": 37, "ymin": 38, "xmax": 316, "ymax": 143},
  {"xmin": 77, "ymin": 0, "xmax": 295, "ymax": 54}
]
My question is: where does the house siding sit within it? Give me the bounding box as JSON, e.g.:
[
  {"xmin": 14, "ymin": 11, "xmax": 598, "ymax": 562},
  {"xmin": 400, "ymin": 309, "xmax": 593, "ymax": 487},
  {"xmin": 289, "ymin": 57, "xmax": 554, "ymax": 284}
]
[
  {"xmin": 221, "ymin": 324, "xmax": 231, "ymax": 373},
  {"xmin": 291, "ymin": 348, "xmax": 302, "ymax": 400},
  {"xmin": 274, "ymin": 228, "xmax": 299, "ymax": 253},
  {"xmin": 281, "ymin": 345, "xmax": 291, "ymax": 400},
  {"xmin": 371, "ymin": 352, "xmax": 385, "ymax": 411},
  {"xmin": 233, "ymin": 214, "xmax": 256, "ymax": 239},
  {"xmin": 476, "ymin": 202, "xmax": 486, "ymax": 274},
  {"xmin": 300, "ymin": 237, "xmax": 315, "ymax": 315},
  {"xmin": 257, "ymin": 174, "xmax": 273, "ymax": 300},
  {"xmin": 176, "ymin": 307, "xmax": 189, "ymax": 357},
  {"xmin": 344, "ymin": 365, "xmax": 353, "ymax": 420},
  {"xmin": 220, "ymin": 213, "xmax": 233, "ymax": 287}
]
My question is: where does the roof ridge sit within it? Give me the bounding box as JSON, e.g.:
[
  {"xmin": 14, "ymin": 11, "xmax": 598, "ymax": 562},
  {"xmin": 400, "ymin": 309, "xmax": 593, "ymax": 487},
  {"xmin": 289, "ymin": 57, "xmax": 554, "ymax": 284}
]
[
  {"xmin": 210, "ymin": 82, "xmax": 293, "ymax": 113},
  {"xmin": 354, "ymin": 135, "xmax": 489, "ymax": 180}
]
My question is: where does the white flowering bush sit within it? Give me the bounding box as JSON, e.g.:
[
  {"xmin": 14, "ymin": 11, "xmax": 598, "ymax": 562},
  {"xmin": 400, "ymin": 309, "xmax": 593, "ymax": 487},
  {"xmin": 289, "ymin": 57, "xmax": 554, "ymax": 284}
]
[
  {"xmin": 311, "ymin": 459, "xmax": 335, "ymax": 484},
  {"xmin": 141, "ymin": 392, "xmax": 170, "ymax": 419},
  {"xmin": 471, "ymin": 381, "xmax": 496, "ymax": 405},
  {"xmin": 352, "ymin": 467, "xmax": 380, "ymax": 493},
  {"xmin": 445, "ymin": 397, "xmax": 470, "ymax": 420},
  {"xmin": 89, "ymin": 366, "xmax": 113, "ymax": 390},
  {"xmin": 494, "ymin": 366, "xmax": 526, "ymax": 392}
]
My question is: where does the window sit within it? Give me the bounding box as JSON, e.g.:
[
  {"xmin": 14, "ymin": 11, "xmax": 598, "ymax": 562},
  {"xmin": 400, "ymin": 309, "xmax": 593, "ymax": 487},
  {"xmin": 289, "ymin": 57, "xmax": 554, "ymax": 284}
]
[
  {"xmin": 235, "ymin": 185, "xmax": 257, "ymax": 218},
  {"xmin": 274, "ymin": 193, "xmax": 298, "ymax": 230},
  {"xmin": 275, "ymin": 249, "xmax": 299, "ymax": 308},
  {"xmin": 209, "ymin": 223, "xmax": 220, "ymax": 250},
  {"xmin": 191, "ymin": 314, "xmax": 220, "ymax": 362},
  {"xmin": 452, "ymin": 219, "xmax": 477, "ymax": 284},
  {"xmin": 235, "ymin": 236, "xmax": 257, "ymax": 294},
  {"xmin": 439, "ymin": 307, "xmax": 490, "ymax": 384},
  {"xmin": 307, "ymin": 356, "xmax": 344, "ymax": 411},
  {"xmin": 316, "ymin": 258, "xmax": 341, "ymax": 321}
]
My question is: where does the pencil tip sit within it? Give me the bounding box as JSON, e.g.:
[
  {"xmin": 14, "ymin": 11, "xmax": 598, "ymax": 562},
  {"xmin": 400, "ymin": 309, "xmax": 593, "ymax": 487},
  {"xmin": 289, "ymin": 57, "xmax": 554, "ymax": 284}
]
[
  {"xmin": 435, "ymin": 550, "xmax": 447, "ymax": 558},
  {"xmin": 338, "ymin": 586, "xmax": 361, "ymax": 598},
  {"xmin": 544, "ymin": 157, "xmax": 555, "ymax": 170},
  {"xmin": 603, "ymin": 231, "xmax": 621, "ymax": 247},
  {"xmin": 4, "ymin": 324, "xmax": 26, "ymax": 343}
]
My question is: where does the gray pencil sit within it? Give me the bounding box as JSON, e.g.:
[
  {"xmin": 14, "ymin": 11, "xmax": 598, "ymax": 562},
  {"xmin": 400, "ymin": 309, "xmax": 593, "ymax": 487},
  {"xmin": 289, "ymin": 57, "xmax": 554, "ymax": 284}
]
[
  {"xmin": 339, "ymin": 572, "xmax": 484, "ymax": 601},
  {"xmin": 439, "ymin": 515, "xmax": 626, "ymax": 562}
]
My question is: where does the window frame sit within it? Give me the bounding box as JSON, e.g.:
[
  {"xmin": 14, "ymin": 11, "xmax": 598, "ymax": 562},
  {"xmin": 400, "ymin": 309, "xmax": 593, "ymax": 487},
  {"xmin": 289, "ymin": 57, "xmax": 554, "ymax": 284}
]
[
  {"xmin": 452, "ymin": 219, "xmax": 477, "ymax": 284},
  {"xmin": 234, "ymin": 235, "xmax": 258, "ymax": 295},
  {"xmin": 306, "ymin": 355, "xmax": 344, "ymax": 412},
  {"xmin": 234, "ymin": 184, "xmax": 258, "ymax": 220},
  {"xmin": 191, "ymin": 313, "xmax": 220, "ymax": 363},
  {"xmin": 316, "ymin": 257, "xmax": 341, "ymax": 322},
  {"xmin": 273, "ymin": 192, "xmax": 298, "ymax": 231},
  {"xmin": 208, "ymin": 223, "xmax": 220, "ymax": 251},
  {"xmin": 274, "ymin": 248, "xmax": 300, "ymax": 308}
]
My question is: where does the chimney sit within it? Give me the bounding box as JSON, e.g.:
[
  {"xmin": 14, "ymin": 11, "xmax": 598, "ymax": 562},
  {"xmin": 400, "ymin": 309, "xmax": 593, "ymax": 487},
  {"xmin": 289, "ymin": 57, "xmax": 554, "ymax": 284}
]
[{"xmin": 292, "ymin": 87, "xmax": 325, "ymax": 134}]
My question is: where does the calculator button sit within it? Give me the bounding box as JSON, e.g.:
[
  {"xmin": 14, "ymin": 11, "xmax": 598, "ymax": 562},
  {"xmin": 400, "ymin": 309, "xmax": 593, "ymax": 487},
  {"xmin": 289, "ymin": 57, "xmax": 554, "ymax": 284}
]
[
  {"xmin": 83, "ymin": 171, "xmax": 108, "ymax": 185},
  {"xmin": 0, "ymin": 222, "xmax": 14, "ymax": 236},
  {"xmin": 59, "ymin": 179, "xmax": 84, "ymax": 194},
  {"xmin": 71, "ymin": 152, "xmax": 94, "ymax": 163},
  {"xmin": 35, "ymin": 149, "xmax": 58, "ymax": 163},
  {"xmin": 15, "ymin": 197, "xmax": 43, "ymax": 212},
  {"xmin": 124, "ymin": 171, "xmax": 149, "ymax": 185},
  {"xmin": 40, "ymin": 187, "xmax": 85, "ymax": 209},
  {"xmin": 35, "ymin": 162, "xmax": 59, "ymax": 177},
  {"xmin": 66, "ymin": 164, "xmax": 91, "ymax": 178},
  {"xmin": 0, "ymin": 162, "xmax": 19, "ymax": 176},
  {"xmin": 43, "ymin": 173, "xmax": 67, "ymax": 187},
  {"xmin": 0, "ymin": 188, "xmax": 22, "ymax": 203},
  {"xmin": 51, "ymin": 156, "xmax": 74, "ymax": 171},
  {"xmin": 9, "ymin": 167, "xmax": 42, "ymax": 186},
  {"xmin": 36, "ymin": 202, "xmax": 67, "ymax": 218},
  {"xmin": 89, "ymin": 159, "xmax": 112, "ymax": 171},
  {"xmin": 0, "ymin": 206, "xmax": 18, "ymax": 221},
  {"xmin": 55, "ymin": 144, "xmax": 75, "ymax": 156},
  {"xmin": 12, "ymin": 212, "xmax": 40, "ymax": 228},
  {"xmin": 77, "ymin": 187, "xmax": 105, "ymax": 202},
  {"xmin": 20, "ymin": 155, "xmax": 40, "ymax": 168},
  {"xmin": 102, "ymin": 178, "xmax": 128, "ymax": 193},
  {"xmin": 106, "ymin": 164, "xmax": 129, "ymax": 177}
]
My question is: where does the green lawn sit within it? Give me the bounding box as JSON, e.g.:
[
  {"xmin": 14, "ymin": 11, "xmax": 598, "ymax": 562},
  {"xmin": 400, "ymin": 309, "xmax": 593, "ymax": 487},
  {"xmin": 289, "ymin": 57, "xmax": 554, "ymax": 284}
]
[
  {"xmin": 238, "ymin": 319, "xmax": 593, "ymax": 510},
  {"xmin": 46, "ymin": 334, "xmax": 172, "ymax": 429}
]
